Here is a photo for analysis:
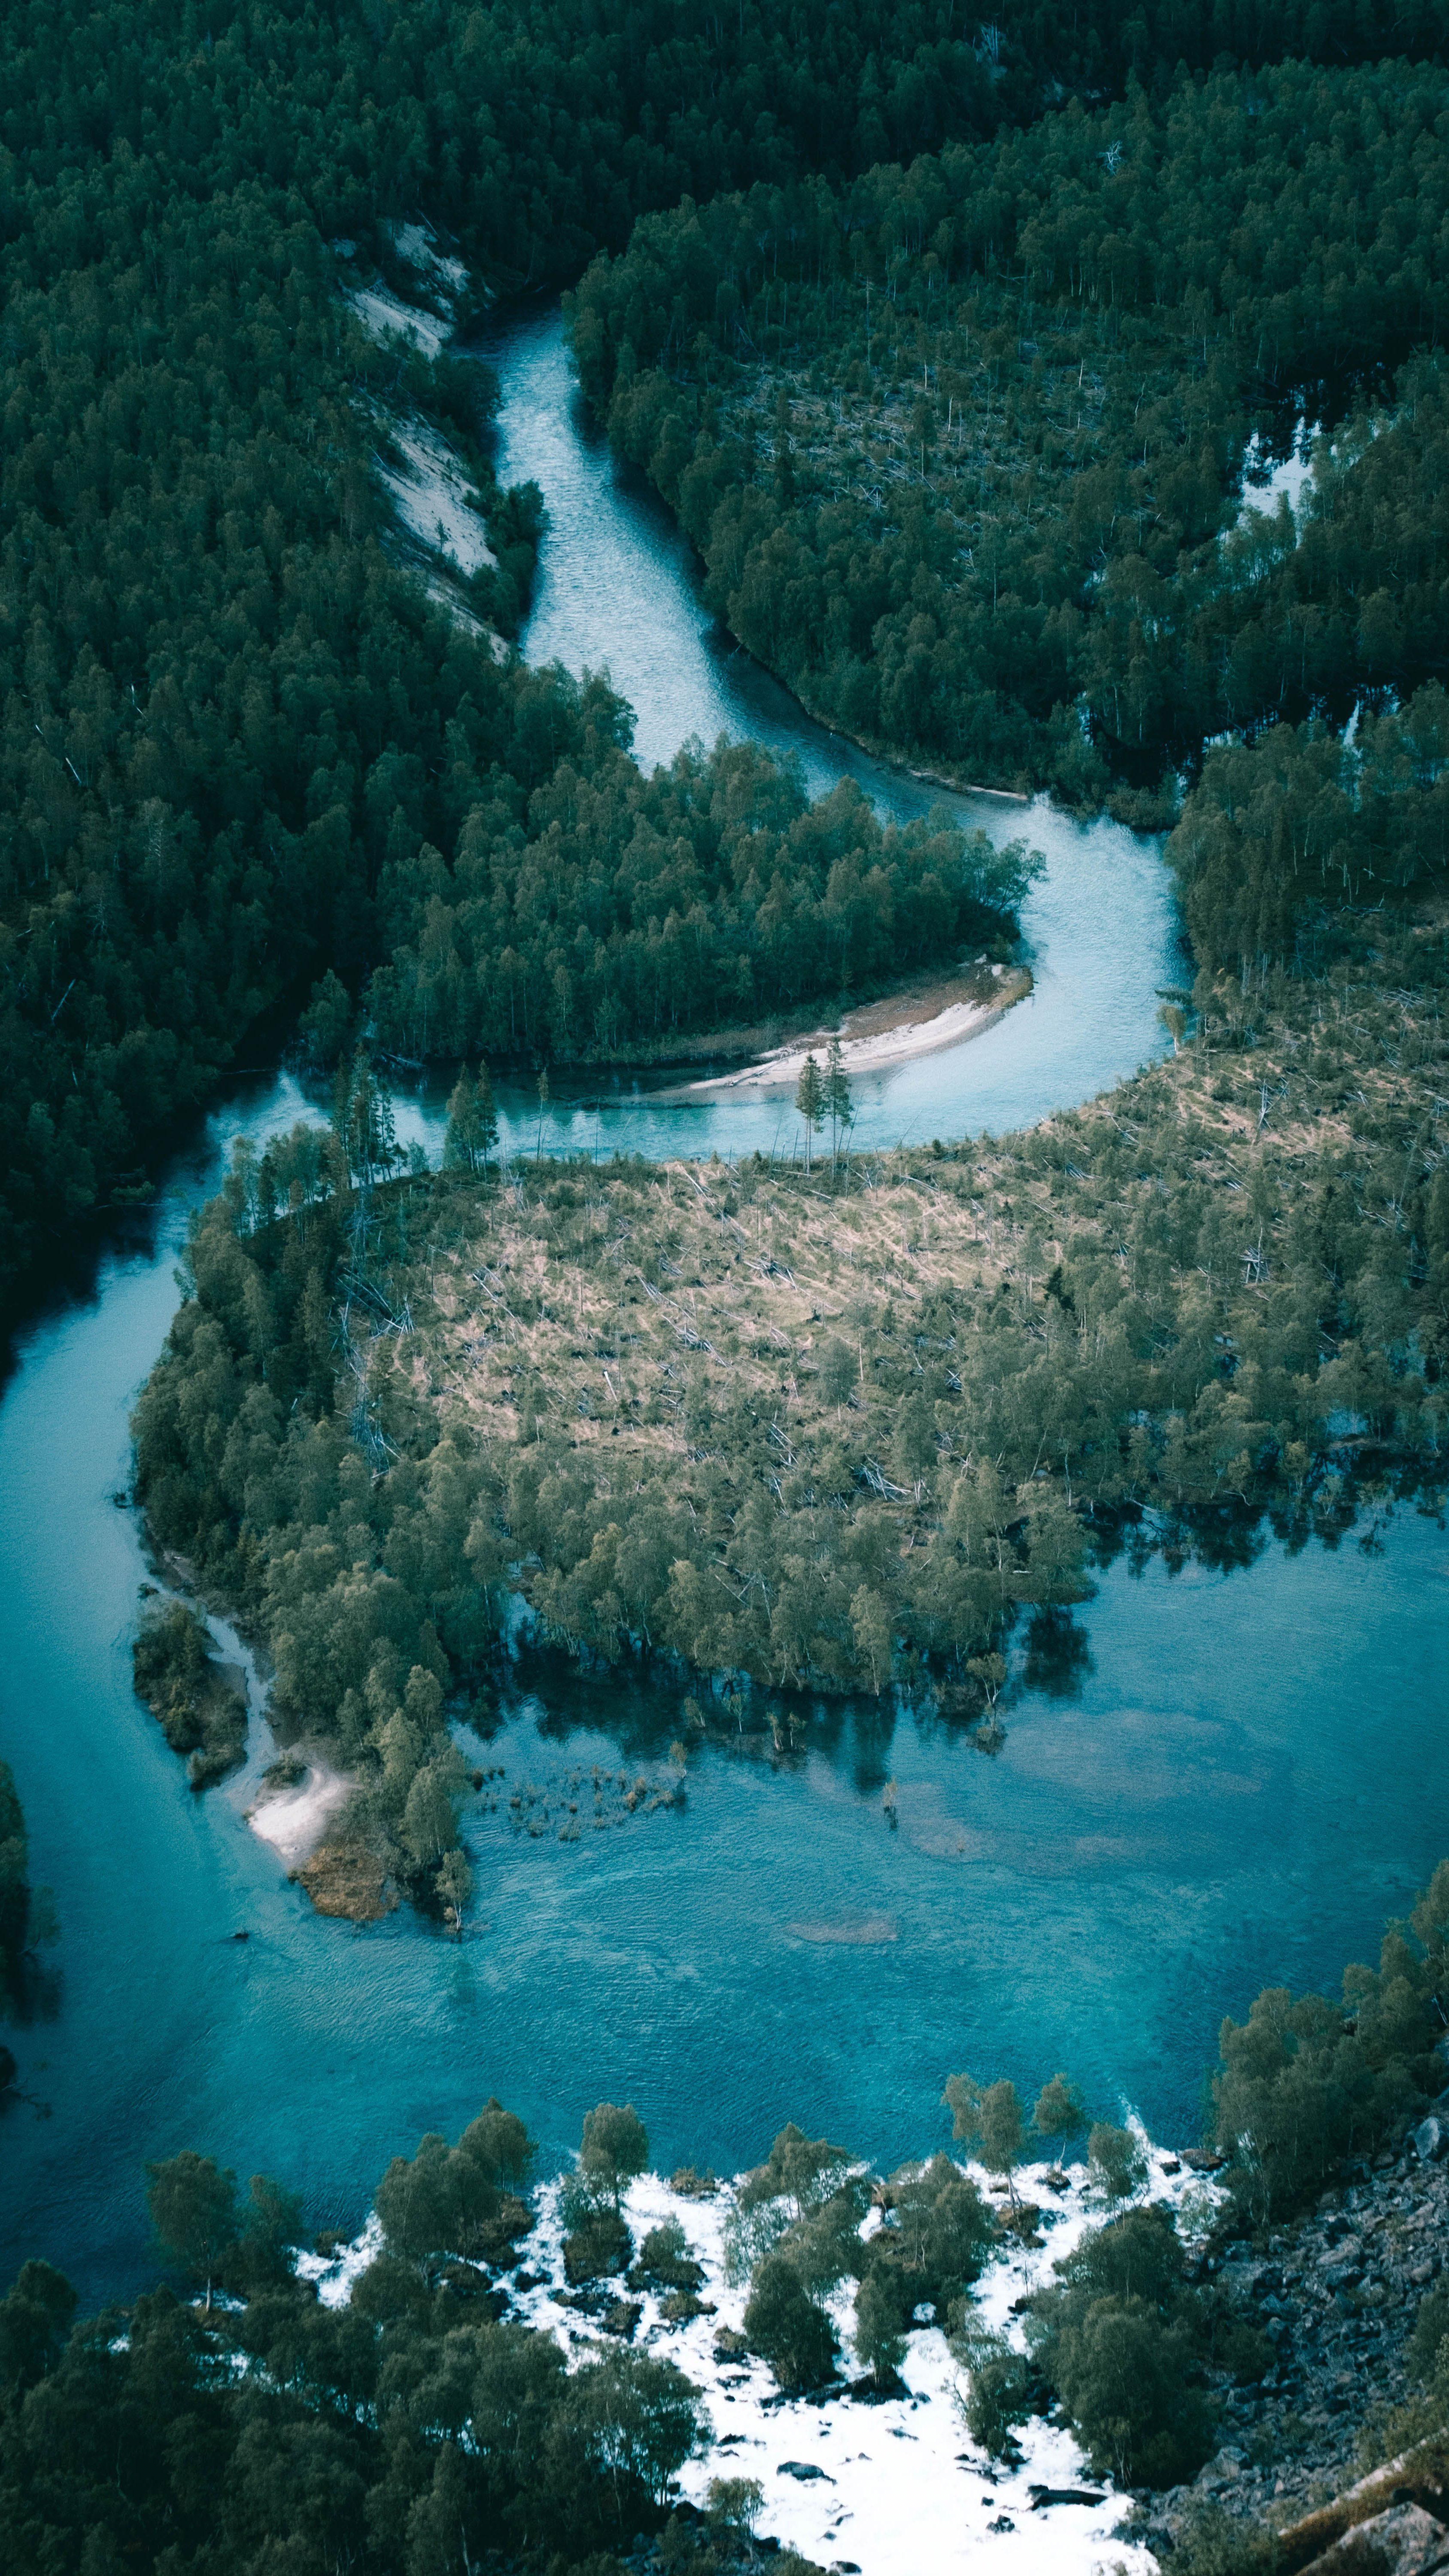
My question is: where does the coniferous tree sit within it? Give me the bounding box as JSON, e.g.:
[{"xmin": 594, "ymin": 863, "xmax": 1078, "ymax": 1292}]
[
  {"xmin": 825, "ymin": 1034, "xmax": 853, "ymax": 1175},
  {"xmin": 795, "ymin": 1053, "xmax": 825, "ymax": 1172}
]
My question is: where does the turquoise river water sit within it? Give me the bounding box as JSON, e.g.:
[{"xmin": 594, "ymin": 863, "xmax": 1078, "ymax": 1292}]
[{"xmin": 1, "ymin": 307, "xmax": 1445, "ymax": 2306}]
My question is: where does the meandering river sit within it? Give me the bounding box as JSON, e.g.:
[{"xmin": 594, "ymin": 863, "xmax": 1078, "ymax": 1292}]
[
  {"xmin": 413, "ymin": 304, "xmax": 1185, "ymax": 1162},
  {"xmin": 2, "ymin": 307, "xmax": 1446, "ymax": 2306}
]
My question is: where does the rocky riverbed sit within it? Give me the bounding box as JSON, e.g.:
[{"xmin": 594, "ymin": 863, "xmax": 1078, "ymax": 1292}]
[{"xmin": 1134, "ymin": 2106, "xmax": 1449, "ymax": 2561}]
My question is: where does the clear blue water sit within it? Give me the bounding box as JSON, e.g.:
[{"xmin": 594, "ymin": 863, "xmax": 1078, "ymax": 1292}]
[
  {"xmin": 1, "ymin": 309, "xmax": 1444, "ymax": 2310},
  {"xmin": 440, "ymin": 306, "xmax": 1187, "ymax": 1164}
]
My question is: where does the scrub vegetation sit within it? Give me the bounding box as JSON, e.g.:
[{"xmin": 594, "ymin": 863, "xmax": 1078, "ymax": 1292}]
[
  {"xmin": 131, "ymin": 1598, "xmax": 248, "ymax": 1790},
  {"xmin": 132, "ymin": 817, "xmax": 1449, "ymax": 1913}
]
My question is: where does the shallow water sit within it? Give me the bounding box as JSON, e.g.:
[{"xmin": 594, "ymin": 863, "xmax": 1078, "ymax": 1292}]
[
  {"xmin": 3, "ymin": 1110, "xmax": 1445, "ymax": 2307},
  {"xmin": 458, "ymin": 306, "xmax": 1185, "ymax": 1163},
  {"xmin": 0, "ymin": 309, "xmax": 1443, "ymax": 2309}
]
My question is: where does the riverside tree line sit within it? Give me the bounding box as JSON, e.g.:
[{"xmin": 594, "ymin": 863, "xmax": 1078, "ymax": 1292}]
[
  {"xmin": 5, "ymin": 0, "xmax": 1448, "ymax": 1311},
  {"xmin": 568, "ymin": 56, "xmax": 1449, "ymax": 808},
  {"xmin": 2, "ymin": 1870, "xmax": 1447, "ymax": 2572}
]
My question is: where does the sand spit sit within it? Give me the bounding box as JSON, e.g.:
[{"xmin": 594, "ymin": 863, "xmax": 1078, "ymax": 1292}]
[
  {"xmin": 679, "ymin": 966, "xmax": 1030, "ymax": 1097},
  {"xmin": 246, "ymin": 1762, "xmax": 352, "ymax": 1868}
]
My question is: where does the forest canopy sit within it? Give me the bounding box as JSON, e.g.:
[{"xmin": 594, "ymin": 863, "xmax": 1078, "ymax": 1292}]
[
  {"xmin": 0, "ymin": 0, "xmax": 1133, "ymax": 1317},
  {"xmin": 568, "ymin": 57, "xmax": 1449, "ymax": 799},
  {"xmin": 368, "ymin": 733, "xmax": 1040, "ymax": 1063},
  {"xmin": 4, "ymin": 1, "xmax": 1449, "ymax": 1310}
]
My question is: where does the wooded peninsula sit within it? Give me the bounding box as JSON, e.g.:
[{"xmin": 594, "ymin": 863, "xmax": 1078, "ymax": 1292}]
[{"xmin": 4, "ymin": 3, "xmax": 1449, "ymax": 2572}]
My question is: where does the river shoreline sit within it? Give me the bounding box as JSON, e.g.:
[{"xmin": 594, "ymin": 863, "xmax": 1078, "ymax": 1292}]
[
  {"xmin": 671, "ymin": 962, "xmax": 1032, "ymax": 1097},
  {"xmin": 0, "ymin": 270, "xmax": 1201, "ymax": 2315}
]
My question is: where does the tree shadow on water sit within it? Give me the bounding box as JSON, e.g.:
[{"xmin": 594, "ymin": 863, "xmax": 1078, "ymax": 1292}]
[{"xmin": 1021, "ymin": 1607, "xmax": 1095, "ymax": 1702}]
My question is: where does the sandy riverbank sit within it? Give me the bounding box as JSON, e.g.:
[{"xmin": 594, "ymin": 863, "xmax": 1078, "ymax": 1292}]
[
  {"xmin": 674, "ymin": 962, "xmax": 1031, "ymax": 1097},
  {"xmin": 247, "ymin": 1762, "xmax": 353, "ymax": 1869}
]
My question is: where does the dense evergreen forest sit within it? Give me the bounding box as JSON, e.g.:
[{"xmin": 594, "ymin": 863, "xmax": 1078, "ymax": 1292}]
[
  {"xmin": 367, "ymin": 739, "xmax": 1039, "ymax": 1065},
  {"xmin": 6, "ymin": 0, "xmax": 1449, "ymax": 1313},
  {"xmin": 569, "ymin": 56, "xmax": 1449, "ymax": 806},
  {"xmin": 11, "ymin": 3, "xmax": 1449, "ymax": 2558}
]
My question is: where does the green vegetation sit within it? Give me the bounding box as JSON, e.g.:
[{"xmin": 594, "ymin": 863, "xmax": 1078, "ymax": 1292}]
[
  {"xmin": 0, "ymin": 2106, "xmax": 725, "ymax": 2576},
  {"xmin": 131, "ymin": 1598, "xmax": 248, "ymax": 1789},
  {"xmin": 15, "ymin": 2, "xmax": 1449, "ymax": 2559},
  {"xmin": 1207, "ymin": 1859, "xmax": 1449, "ymax": 2226},
  {"xmin": 568, "ymin": 58, "xmax": 1449, "ymax": 803},
  {"xmin": 4, "ymin": 0, "xmax": 1108, "ymax": 1318},
  {"xmin": 367, "ymin": 738, "xmax": 1041, "ymax": 1065},
  {"xmin": 7, "ymin": 0, "xmax": 1449, "ymax": 1311},
  {"xmin": 1026, "ymin": 2205, "xmax": 1268, "ymax": 2488},
  {"xmin": 945, "ymin": 2071, "xmax": 1028, "ymax": 2202},
  {"xmin": 945, "ymin": 1873, "xmax": 1449, "ymax": 2491},
  {"xmin": 372, "ymin": 2098, "xmax": 536, "ymax": 2273},
  {"xmin": 145, "ymin": 2151, "xmax": 303, "ymax": 2309},
  {"xmin": 561, "ymin": 2102, "xmax": 653, "ymax": 2282},
  {"xmin": 131, "ymin": 784, "xmax": 1449, "ymax": 1907},
  {"xmin": 729, "ymin": 2120, "xmax": 995, "ymax": 2392},
  {"xmin": 0, "ymin": 27, "xmax": 543, "ymax": 1312},
  {"xmin": 1170, "ymin": 687, "xmax": 1449, "ymax": 972}
]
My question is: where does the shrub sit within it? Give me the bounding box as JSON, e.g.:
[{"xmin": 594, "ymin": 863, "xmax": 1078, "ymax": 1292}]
[
  {"xmin": 562, "ymin": 2205, "xmax": 633, "ymax": 2285},
  {"xmin": 743, "ymin": 2253, "xmax": 837, "ymax": 2391}
]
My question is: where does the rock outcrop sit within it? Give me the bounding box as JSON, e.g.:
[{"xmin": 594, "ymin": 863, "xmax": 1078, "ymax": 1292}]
[{"xmin": 1136, "ymin": 2126, "xmax": 1449, "ymax": 2561}]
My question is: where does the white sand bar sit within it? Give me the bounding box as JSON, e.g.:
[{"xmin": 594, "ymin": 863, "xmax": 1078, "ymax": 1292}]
[
  {"xmin": 247, "ymin": 1762, "xmax": 352, "ymax": 1868},
  {"xmin": 684, "ymin": 990, "xmax": 1005, "ymax": 1097}
]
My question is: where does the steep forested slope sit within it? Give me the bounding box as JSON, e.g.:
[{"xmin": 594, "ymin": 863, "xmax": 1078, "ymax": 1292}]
[{"xmin": 570, "ymin": 57, "xmax": 1449, "ymax": 804}]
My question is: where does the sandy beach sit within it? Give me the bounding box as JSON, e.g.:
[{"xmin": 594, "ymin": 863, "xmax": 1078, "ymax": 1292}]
[
  {"xmin": 677, "ymin": 962, "xmax": 1030, "ymax": 1097},
  {"xmin": 247, "ymin": 1762, "xmax": 353, "ymax": 1869}
]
